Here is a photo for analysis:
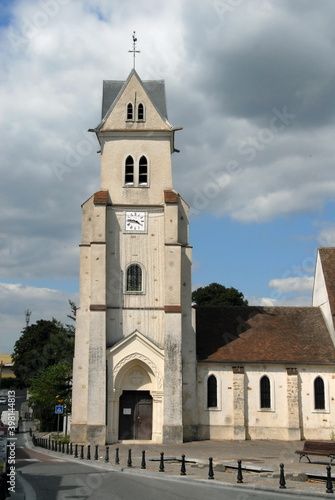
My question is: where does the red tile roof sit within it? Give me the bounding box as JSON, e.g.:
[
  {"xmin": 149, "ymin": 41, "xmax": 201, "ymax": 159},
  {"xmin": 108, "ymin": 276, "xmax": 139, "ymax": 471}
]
[
  {"xmin": 93, "ymin": 190, "xmax": 108, "ymax": 204},
  {"xmin": 318, "ymin": 247, "xmax": 335, "ymax": 316},
  {"xmin": 196, "ymin": 306, "xmax": 335, "ymax": 363},
  {"xmin": 164, "ymin": 190, "xmax": 179, "ymax": 203}
]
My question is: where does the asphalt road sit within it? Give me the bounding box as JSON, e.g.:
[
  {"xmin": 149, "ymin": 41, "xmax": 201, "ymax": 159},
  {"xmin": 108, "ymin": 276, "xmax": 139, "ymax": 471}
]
[{"xmin": 13, "ymin": 432, "xmax": 330, "ymax": 500}]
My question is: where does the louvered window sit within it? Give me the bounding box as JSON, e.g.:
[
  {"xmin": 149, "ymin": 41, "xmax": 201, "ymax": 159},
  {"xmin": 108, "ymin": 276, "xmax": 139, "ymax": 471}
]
[
  {"xmin": 139, "ymin": 156, "xmax": 148, "ymax": 185},
  {"xmin": 127, "ymin": 103, "xmax": 133, "ymax": 120},
  {"xmin": 125, "ymin": 156, "xmax": 134, "ymax": 185},
  {"xmin": 137, "ymin": 103, "xmax": 145, "ymax": 120}
]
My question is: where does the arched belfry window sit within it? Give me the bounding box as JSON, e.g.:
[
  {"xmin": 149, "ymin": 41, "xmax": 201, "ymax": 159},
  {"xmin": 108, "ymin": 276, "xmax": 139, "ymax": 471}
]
[
  {"xmin": 139, "ymin": 156, "xmax": 148, "ymax": 185},
  {"xmin": 314, "ymin": 376, "xmax": 325, "ymax": 410},
  {"xmin": 207, "ymin": 375, "xmax": 217, "ymax": 408},
  {"xmin": 126, "ymin": 264, "xmax": 142, "ymax": 292},
  {"xmin": 127, "ymin": 103, "xmax": 134, "ymax": 120},
  {"xmin": 125, "ymin": 156, "xmax": 134, "ymax": 185},
  {"xmin": 260, "ymin": 375, "xmax": 271, "ymax": 409},
  {"xmin": 137, "ymin": 103, "xmax": 145, "ymax": 120}
]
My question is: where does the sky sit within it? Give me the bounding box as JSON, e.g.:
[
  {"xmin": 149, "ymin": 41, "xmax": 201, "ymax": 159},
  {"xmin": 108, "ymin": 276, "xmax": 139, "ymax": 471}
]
[{"xmin": 1, "ymin": 0, "xmax": 335, "ymax": 353}]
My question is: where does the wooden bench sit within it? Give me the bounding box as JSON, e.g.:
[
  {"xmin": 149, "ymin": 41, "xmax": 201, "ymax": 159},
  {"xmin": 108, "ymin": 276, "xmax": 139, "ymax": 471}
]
[{"xmin": 295, "ymin": 441, "xmax": 335, "ymax": 463}]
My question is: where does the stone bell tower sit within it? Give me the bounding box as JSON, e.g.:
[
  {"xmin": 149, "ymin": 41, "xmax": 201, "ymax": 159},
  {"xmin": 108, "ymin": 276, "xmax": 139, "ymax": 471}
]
[{"xmin": 70, "ymin": 65, "xmax": 197, "ymax": 445}]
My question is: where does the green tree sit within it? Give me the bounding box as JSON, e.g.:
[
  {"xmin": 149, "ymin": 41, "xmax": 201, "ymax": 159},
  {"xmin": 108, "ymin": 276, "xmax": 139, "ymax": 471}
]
[
  {"xmin": 192, "ymin": 282, "xmax": 248, "ymax": 306},
  {"xmin": 12, "ymin": 318, "xmax": 74, "ymax": 388},
  {"xmin": 66, "ymin": 299, "xmax": 77, "ymax": 335},
  {"xmin": 28, "ymin": 361, "xmax": 72, "ymax": 432}
]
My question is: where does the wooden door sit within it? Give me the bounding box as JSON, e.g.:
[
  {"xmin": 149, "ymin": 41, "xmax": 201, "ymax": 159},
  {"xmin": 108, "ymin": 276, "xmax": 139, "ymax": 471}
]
[{"xmin": 119, "ymin": 391, "xmax": 152, "ymax": 440}]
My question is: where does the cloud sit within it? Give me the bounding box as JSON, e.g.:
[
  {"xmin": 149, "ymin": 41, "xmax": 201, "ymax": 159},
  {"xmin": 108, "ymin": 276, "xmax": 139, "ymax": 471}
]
[
  {"xmin": 317, "ymin": 224, "xmax": 335, "ymax": 247},
  {"xmin": 0, "ymin": 282, "xmax": 78, "ymax": 354},
  {"xmin": 247, "ymin": 294, "xmax": 312, "ymax": 307},
  {"xmin": 269, "ymin": 276, "xmax": 314, "ymax": 294},
  {"xmin": 1, "ymin": 0, "xmax": 335, "ymax": 352}
]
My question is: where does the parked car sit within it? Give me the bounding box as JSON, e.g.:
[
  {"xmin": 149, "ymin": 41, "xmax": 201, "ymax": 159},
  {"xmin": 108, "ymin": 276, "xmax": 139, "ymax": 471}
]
[{"xmin": 0, "ymin": 397, "xmax": 7, "ymax": 404}]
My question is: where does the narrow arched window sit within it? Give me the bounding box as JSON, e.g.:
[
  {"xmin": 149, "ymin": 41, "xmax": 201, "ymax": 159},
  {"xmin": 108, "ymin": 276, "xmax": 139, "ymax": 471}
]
[
  {"xmin": 260, "ymin": 375, "xmax": 271, "ymax": 409},
  {"xmin": 127, "ymin": 103, "xmax": 133, "ymax": 120},
  {"xmin": 125, "ymin": 156, "xmax": 134, "ymax": 185},
  {"xmin": 314, "ymin": 376, "xmax": 325, "ymax": 410},
  {"xmin": 139, "ymin": 156, "xmax": 148, "ymax": 185},
  {"xmin": 126, "ymin": 264, "xmax": 142, "ymax": 292},
  {"xmin": 137, "ymin": 103, "xmax": 145, "ymax": 120},
  {"xmin": 207, "ymin": 375, "xmax": 217, "ymax": 408}
]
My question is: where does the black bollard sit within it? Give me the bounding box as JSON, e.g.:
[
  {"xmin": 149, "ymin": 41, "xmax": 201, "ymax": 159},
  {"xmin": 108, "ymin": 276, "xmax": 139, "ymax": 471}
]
[
  {"xmin": 51, "ymin": 440, "xmax": 54, "ymax": 451},
  {"xmin": 105, "ymin": 446, "xmax": 109, "ymax": 463},
  {"xmin": 80, "ymin": 444, "xmax": 84, "ymax": 459},
  {"xmin": 74, "ymin": 444, "xmax": 78, "ymax": 458},
  {"xmin": 326, "ymin": 465, "xmax": 333, "ymax": 494},
  {"xmin": 279, "ymin": 463, "xmax": 286, "ymax": 489},
  {"xmin": 62, "ymin": 442, "xmax": 65, "ymax": 454},
  {"xmin": 48, "ymin": 437, "xmax": 51, "ymax": 450},
  {"xmin": 141, "ymin": 450, "xmax": 146, "ymax": 470},
  {"xmin": 127, "ymin": 449, "xmax": 132, "ymax": 467},
  {"xmin": 87, "ymin": 445, "xmax": 91, "ymax": 460},
  {"xmin": 159, "ymin": 452, "xmax": 165, "ymax": 472},
  {"xmin": 66, "ymin": 442, "xmax": 69, "ymax": 454},
  {"xmin": 180, "ymin": 454, "xmax": 186, "ymax": 476},
  {"xmin": 94, "ymin": 445, "xmax": 99, "ymax": 460},
  {"xmin": 70, "ymin": 443, "xmax": 73, "ymax": 455},
  {"xmin": 208, "ymin": 457, "xmax": 214, "ymax": 480},
  {"xmin": 115, "ymin": 447, "xmax": 120, "ymax": 465},
  {"xmin": 237, "ymin": 459, "xmax": 243, "ymax": 484}
]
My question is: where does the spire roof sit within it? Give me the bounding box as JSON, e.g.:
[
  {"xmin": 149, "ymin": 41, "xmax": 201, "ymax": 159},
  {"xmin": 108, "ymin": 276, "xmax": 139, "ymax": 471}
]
[{"xmin": 100, "ymin": 69, "xmax": 168, "ymax": 124}]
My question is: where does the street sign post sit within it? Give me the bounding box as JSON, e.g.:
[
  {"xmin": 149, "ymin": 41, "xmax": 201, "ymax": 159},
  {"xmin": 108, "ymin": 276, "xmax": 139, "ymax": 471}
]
[{"xmin": 55, "ymin": 406, "xmax": 64, "ymax": 442}]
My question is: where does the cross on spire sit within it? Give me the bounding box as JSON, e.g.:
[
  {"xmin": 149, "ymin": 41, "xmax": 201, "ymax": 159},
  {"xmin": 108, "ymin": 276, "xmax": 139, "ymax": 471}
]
[{"xmin": 128, "ymin": 31, "xmax": 140, "ymax": 69}]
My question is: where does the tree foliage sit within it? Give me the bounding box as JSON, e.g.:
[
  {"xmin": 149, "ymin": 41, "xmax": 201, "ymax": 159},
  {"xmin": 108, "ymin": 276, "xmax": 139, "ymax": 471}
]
[
  {"xmin": 12, "ymin": 318, "xmax": 74, "ymax": 388},
  {"xmin": 66, "ymin": 299, "xmax": 77, "ymax": 335},
  {"xmin": 28, "ymin": 361, "xmax": 72, "ymax": 431},
  {"xmin": 192, "ymin": 282, "xmax": 248, "ymax": 307}
]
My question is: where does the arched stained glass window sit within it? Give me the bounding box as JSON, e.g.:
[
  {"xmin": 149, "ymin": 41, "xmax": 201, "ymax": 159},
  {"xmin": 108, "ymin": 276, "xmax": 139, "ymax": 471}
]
[
  {"xmin": 314, "ymin": 376, "xmax": 325, "ymax": 410},
  {"xmin": 125, "ymin": 155, "xmax": 134, "ymax": 185},
  {"xmin": 207, "ymin": 375, "xmax": 217, "ymax": 408},
  {"xmin": 126, "ymin": 264, "xmax": 142, "ymax": 292},
  {"xmin": 260, "ymin": 375, "xmax": 271, "ymax": 409}
]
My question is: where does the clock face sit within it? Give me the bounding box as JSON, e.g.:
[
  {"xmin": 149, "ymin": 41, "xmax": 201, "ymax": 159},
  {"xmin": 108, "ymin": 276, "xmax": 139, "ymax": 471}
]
[{"xmin": 125, "ymin": 211, "xmax": 146, "ymax": 232}]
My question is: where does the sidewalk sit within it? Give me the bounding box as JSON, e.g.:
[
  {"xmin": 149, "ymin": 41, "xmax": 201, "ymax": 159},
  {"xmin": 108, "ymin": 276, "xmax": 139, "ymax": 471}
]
[{"xmin": 25, "ymin": 423, "xmax": 335, "ymax": 497}]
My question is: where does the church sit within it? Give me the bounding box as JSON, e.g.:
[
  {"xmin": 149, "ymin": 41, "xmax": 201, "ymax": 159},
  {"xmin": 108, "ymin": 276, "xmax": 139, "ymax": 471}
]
[{"xmin": 70, "ymin": 64, "xmax": 335, "ymax": 445}]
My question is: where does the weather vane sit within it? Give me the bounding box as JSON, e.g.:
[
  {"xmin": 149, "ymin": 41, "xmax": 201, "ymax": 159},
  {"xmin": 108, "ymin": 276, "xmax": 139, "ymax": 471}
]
[{"xmin": 128, "ymin": 31, "xmax": 140, "ymax": 69}]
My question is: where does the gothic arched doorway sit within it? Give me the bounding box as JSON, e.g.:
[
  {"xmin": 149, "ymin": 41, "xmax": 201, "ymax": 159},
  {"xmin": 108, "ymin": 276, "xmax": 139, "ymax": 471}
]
[{"xmin": 118, "ymin": 390, "xmax": 153, "ymax": 440}]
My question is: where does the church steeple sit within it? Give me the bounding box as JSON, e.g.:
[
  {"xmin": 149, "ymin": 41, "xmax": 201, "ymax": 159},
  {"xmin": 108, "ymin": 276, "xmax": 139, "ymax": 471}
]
[
  {"xmin": 90, "ymin": 69, "xmax": 182, "ymax": 206},
  {"xmin": 71, "ymin": 61, "xmax": 196, "ymax": 446}
]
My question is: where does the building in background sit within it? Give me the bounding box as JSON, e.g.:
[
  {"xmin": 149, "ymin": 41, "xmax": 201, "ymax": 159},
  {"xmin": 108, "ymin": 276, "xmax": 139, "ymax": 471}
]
[{"xmin": 0, "ymin": 355, "xmax": 14, "ymax": 380}]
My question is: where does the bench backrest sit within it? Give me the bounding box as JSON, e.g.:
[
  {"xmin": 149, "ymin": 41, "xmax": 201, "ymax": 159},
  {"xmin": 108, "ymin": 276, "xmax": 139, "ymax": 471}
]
[{"xmin": 303, "ymin": 441, "xmax": 335, "ymax": 453}]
